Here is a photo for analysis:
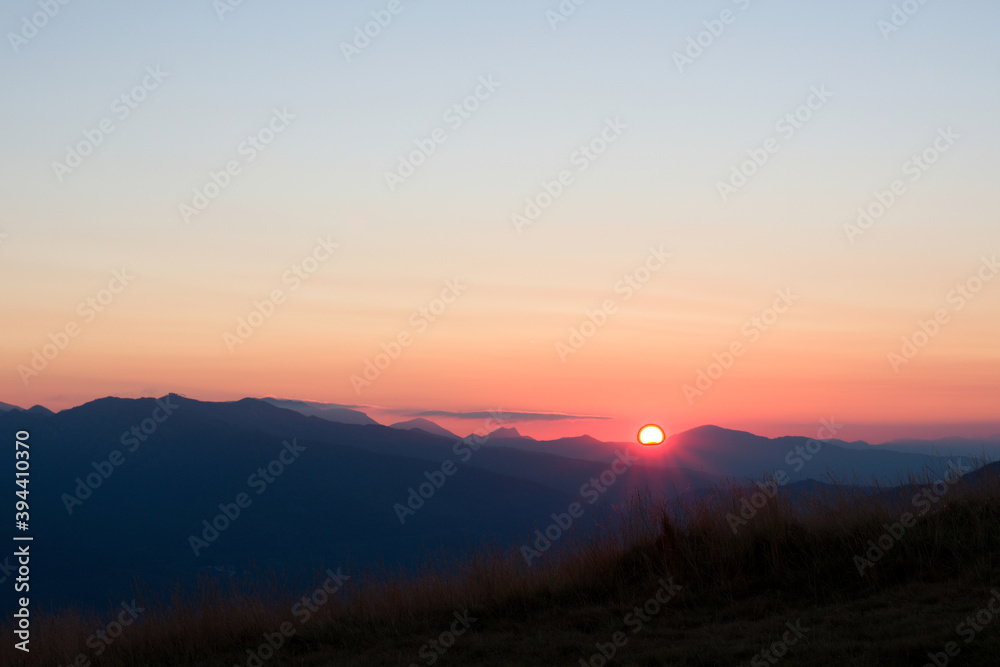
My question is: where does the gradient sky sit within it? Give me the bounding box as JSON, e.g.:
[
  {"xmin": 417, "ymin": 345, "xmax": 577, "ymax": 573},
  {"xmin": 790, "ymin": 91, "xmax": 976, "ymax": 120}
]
[{"xmin": 2, "ymin": 0, "xmax": 998, "ymax": 443}]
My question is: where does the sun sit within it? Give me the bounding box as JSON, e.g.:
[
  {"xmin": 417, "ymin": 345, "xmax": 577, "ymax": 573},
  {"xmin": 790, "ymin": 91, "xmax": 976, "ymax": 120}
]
[{"xmin": 637, "ymin": 424, "xmax": 665, "ymax": 446}]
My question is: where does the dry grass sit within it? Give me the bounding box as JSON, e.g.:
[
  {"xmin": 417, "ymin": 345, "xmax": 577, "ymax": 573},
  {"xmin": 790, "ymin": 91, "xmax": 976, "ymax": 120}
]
[{"xmin": 8, "ymin": 462, "xmax": 1000, "ymax": 666}]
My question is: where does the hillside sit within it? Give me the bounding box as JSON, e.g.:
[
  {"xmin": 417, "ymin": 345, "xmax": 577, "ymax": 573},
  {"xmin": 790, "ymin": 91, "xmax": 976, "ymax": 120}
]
[{"xmin": 3, "ymin": 459, "xmax": 999, "ymax": 665}]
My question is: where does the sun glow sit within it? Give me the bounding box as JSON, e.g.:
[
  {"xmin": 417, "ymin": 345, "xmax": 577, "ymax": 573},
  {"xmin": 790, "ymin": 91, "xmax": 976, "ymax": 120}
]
[{"xmin": 637, "ymin": 424, "xmax": 665, "ymax": 446}]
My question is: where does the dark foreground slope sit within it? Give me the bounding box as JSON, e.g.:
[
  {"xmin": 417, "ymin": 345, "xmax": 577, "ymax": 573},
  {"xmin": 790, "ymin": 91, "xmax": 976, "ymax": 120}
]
[{"xmin": 3, "ymin": 462, "xmax": 999, "ymax": 666}]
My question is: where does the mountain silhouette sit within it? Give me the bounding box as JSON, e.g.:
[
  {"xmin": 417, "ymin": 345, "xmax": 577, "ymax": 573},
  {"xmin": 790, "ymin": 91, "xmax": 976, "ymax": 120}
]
[
  {"xmin": 0, "ymin": 395, "xmax": 983, "ymax": 614},
  {"xmin": 261, "ymin": 397, "xmax": 378, "ymax": 425},
  {"xmin": 488, "ymin": 426, "xmax": 531, "ymax": 440},
  {"xmin": 0, "ymin": 401, "xmax": 52, "ymax": 414},
  {"xmin": 389, "ymin": 418, "xmax": 458, "ymax": 439},
  {"xmin": 657, "ymin": 425, "xmax": 960, "ymax": 482},
  {"xmin": 877, "ymin": 435, "xmax": 1000, "ymax": 458}
]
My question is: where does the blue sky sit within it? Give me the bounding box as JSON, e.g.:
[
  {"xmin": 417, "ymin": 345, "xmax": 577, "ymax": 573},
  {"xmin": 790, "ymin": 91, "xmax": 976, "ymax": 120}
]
[{"xmin": 2, "ymin": 0, "xmax": 998, "ymax": 440}]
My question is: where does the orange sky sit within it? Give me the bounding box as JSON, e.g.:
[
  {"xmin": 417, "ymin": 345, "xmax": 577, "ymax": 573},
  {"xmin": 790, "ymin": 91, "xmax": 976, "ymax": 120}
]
[{"xmin": 2, "ymin": 1, "xmax": 998, "ymax": 444}]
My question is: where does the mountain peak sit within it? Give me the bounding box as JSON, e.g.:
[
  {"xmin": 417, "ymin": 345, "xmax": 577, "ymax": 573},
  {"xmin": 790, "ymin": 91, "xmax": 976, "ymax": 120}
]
[
  {"xmin": 548, "ymin": 434, "xmax": 602, "ymax": 445},
  {"xmin": 667, "ymin": 424, "xmax": 759, "ymax": 441},
  {"xmin": 390, "ymin": 418, "xmax": 458, "ymax": 440},
  {"xmin": 261, "ymin": 397, "xmax": 378, "ymax": 425},
  {"xmin": 489, "ymin": 426, "xmax": 530, "ymax": 440}
]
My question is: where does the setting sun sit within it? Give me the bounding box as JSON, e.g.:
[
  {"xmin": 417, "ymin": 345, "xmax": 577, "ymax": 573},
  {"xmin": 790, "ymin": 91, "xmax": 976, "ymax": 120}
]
[{"xmin": 637, "ymin": 424, "xmax": 666, "ymax": 446}]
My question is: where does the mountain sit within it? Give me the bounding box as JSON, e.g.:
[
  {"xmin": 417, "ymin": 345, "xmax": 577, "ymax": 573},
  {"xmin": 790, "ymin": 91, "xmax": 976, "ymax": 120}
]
[
  {"xmin": 260, "ymin": 397, "xmax": 378, "ymax": 425},
  {"xmin": 389, "ymin": 418, "xmax": 458, "ymax": 440},
  {"xmin": 875, "ymin": 435, "xmax": 1000, "ymax": 459},
  {"xmin": 0, "ymin": 402, "xmax": 52, "ymax": 414},
  {"xmin": 488, "ymin": 426, "xmax": 532, "ymax": 440},
  {"xmin": 0, "ymin": 396, "xmax": 584, "ymax": 612},
  {"xmin": 479, "ymin": 425, "xmax": 954, "ymax": 484},
  {"xmin": 956, "ymin": 459, "xmax": 1000, "ymax": 486},
  {"xmin": 0, "ymin": 397, "xmax": 975, "ymax": 615},
  {"xmin": 653, "ymin": 425, "xmax": 957, "ymax": 484},
  {"xmin": 484, "ymin": 432, "xmax": 631, "ymax": 462}
]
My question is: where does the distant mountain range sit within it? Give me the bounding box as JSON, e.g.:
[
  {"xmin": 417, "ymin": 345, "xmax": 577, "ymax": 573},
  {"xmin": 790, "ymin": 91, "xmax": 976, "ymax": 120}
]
[
  {"xmin": 2, "ymin": 394, "xmax": 997, "ymax": 614},
  {"xmin": 260, "ymin": 397, "xmax": 377, "ymax": 425},
  {"xmin": 877, "ymin": 435, "xmax": 1000, "ymax": 456},
  {"xmin": 488, "ymin": 426, "xmax": 532, "ymax": 440},
  {"xmin": 389, "ymin": 417, "xmax": 459, "ymax": 439},
  {"xmin": 0, "ymin": 401, "xmax": 53, "ymax": 415}
]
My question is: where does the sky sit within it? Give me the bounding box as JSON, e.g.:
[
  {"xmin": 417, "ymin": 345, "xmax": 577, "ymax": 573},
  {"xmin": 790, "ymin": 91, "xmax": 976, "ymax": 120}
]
[{"xmin": 1, "ymin": 0, "xmax": 998, "ymax": 443}]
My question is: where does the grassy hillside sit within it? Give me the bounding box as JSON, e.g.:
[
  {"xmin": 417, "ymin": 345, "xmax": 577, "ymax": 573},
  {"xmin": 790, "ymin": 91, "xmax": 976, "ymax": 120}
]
[{"xmin": 8, "ymin": 463, "xmax": 1000, "ymax": 666}]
